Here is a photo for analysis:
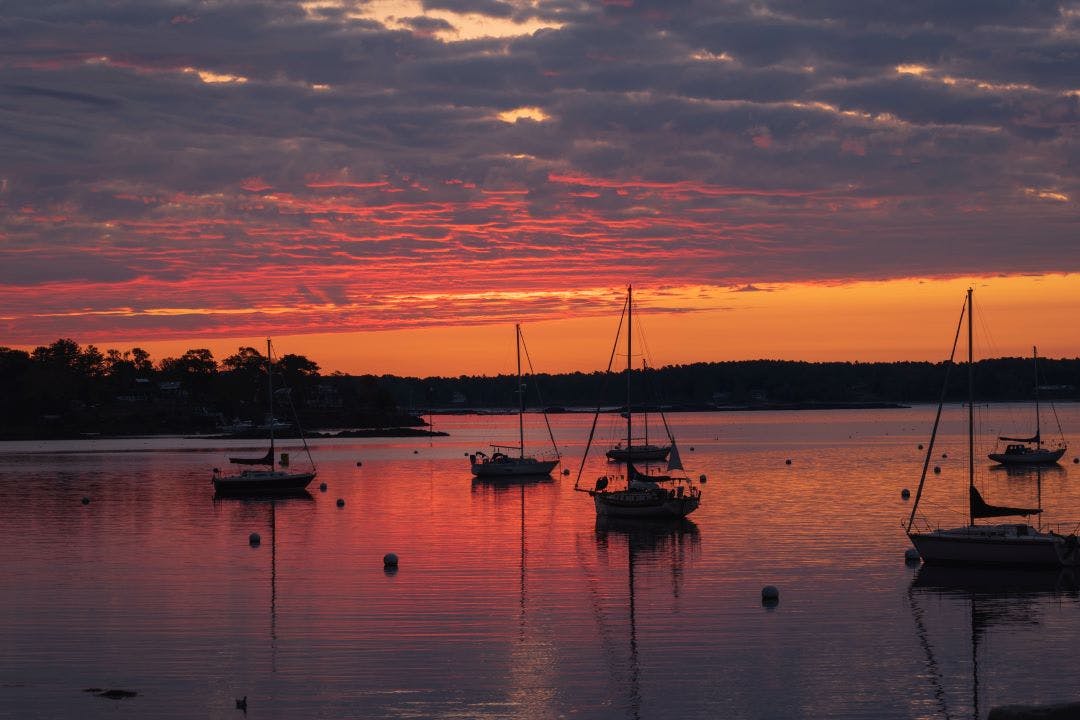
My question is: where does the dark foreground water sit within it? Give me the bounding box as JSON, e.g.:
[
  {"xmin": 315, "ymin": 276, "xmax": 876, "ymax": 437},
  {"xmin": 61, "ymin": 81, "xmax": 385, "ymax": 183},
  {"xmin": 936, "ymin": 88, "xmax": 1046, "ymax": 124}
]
[{"xmin": 1, "ymin": 406, "xmax": 1079, "ymax": 720}]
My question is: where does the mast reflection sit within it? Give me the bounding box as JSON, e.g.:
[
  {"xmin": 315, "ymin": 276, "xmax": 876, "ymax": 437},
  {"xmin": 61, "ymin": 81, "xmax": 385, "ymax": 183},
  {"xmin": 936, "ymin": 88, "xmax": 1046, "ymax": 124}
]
[
  {"xmin": 908, "ymin": 565, "xmax": 1079, "ymax": 720},
  {"xmin": 593, "ymin": 518, "xmax": 701, "ymax": 720},
  {"xmin": 212, "ymin": 490, "xmax": 313, "ymax": 674}
]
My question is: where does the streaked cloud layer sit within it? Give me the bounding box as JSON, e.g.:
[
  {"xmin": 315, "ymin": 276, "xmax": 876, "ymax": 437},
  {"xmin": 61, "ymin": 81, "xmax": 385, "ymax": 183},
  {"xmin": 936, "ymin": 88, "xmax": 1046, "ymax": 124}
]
[{"xmin": 2, "ymin": 0, "xmax": 1078, "ymax": 361}]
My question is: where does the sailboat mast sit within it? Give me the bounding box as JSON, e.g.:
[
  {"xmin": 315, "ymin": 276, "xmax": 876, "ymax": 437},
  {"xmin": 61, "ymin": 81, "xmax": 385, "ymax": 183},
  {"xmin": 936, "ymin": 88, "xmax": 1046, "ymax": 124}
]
[
  {"xmin": 517, "ymin": 324, "xmax": 524, "ymax": 459},
  {"xmin": 1033, "ymin": 346, "xmax": 1042, "ymax": 450},
  {"xmin": 267, "ymin": 338, "xmax": 275, "ymax": 471},
  {"xmin": 642, "ymin": 360, "xmax": 648, "ymax": 447},
  {"xmin": 626, "ymin": 286, "xmax": 633, "ymax": 464},
  {"xmin": 972, "ymin": 289, "xmax": 980, "ymax": 528}
]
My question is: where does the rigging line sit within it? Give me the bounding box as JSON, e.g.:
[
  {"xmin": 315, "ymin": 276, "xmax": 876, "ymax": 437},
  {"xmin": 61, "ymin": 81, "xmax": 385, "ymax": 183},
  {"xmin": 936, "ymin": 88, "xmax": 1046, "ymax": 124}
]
[
  {"xmin": 1037, "ymin": 356, "xmax": 1068, "ymax": 444},
  {"xmin": 518, "ymin": 328, "xmax": 560, "ymax": 461},
  {"xmin": 907, "ymin": 293, "xmax": 967, "ymax": 533},
  {"xmin": 643, "ymin": 359, "xmax": 675, "ymax": 444},
  {"xmin": 270, "ymin": 340, "xmax": 316, "ymax": 470},
  {"xmin": 574, "ymin": 292, "xmax": 630, "ymax": 491}
]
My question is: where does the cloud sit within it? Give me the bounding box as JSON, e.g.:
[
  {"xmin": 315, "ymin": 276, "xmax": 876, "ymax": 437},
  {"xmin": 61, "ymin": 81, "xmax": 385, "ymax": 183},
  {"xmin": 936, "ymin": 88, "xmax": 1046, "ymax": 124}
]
[{"xmin": 1, "ymin": 0, "xmax": 1078, "ymax": 344}]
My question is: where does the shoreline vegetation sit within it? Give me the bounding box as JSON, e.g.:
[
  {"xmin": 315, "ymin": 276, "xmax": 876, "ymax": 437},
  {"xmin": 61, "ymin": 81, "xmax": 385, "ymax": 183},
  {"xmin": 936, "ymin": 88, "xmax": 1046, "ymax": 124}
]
[{"xmin": 0, "ymin": 338, "xmax": 1076, "ymax": 440}]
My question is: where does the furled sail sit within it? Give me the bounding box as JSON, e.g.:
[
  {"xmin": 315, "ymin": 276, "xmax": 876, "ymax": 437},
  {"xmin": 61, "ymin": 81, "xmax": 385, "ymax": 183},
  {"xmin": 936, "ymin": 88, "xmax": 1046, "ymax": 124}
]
[
  {"xmin": 970, "ymin": 486, "xmax": 1041, "ymax": 519},
  {"xmin": 230, "ymin": 448, "xmax": 274, "ymax": 466},
  {"xmin": 998, "ymin": 433, "xmax": 1040, "ymax": 443}
]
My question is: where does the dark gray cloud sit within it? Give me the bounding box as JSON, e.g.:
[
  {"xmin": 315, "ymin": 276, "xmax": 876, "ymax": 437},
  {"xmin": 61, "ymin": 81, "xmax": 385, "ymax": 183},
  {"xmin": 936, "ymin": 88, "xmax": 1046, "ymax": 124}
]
[{"xmin": 0, "ymin": 0, "xmax": 1078, "ymax": 343}]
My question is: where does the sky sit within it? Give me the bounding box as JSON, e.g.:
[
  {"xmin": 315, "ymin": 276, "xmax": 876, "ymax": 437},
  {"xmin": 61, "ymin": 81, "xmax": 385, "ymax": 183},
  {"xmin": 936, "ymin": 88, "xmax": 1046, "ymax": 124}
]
[{"xmin": 2, "ymin": 1, "xmax": 1079, "ymax": 376}]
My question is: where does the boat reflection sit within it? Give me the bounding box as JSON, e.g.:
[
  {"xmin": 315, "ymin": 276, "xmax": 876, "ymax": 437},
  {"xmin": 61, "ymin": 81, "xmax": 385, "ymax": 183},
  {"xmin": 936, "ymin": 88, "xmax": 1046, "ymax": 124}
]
[
  {"xmin": 908, "ymin": 565, "xmax": 1080, "ymax": 720},
  {"xmin": 591, "ymin": 517, "xmax": 700, "ymax": 720},
  {"xmin": 989, "ymin": 463, "xmax": 1066, "ymax": 480},
  {"xmin": 213, "ymin": 488, "xmax": 314, "ymax": 502},
  {"xmin": 212, "ymin": 491, "xmax": 313, "ymax": 675},
  {"xmin": 470, "ymin": 474, "xmax": 555, "ymax": 492}
]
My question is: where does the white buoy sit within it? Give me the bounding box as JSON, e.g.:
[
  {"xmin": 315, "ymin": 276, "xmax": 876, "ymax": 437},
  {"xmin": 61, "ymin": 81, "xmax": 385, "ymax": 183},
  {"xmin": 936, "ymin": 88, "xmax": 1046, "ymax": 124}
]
[
  {"xmin": 81, "ymin": 496, "xmax": 90, "ymax": 505},
  {"xmin": 319, "ymin": 482, "xmax": 327, "ymax": 491},
  {"xmin": 934, "ymin": 466, "xmax": 941, "ymax": 474},
  {"xmin": 383, "ymin": 552, "xmax": 399, "ymax": 568},
  {"xmin": 249, "ymin": 532, "xmax": 261, "ymax": 546},
  {"xmin": 905, "ymin": 548, "xmax": 921, "ymax": 563},
  {"xmin": 901, "ymin": 488, "xmax": 911, "ymax": 499},
  {"xmin": 761, "ymin": 585, "xmax": 779, "ymax": 603},
  {"xmin": 336, "ymin": 498, "xmax": 345, "ymax": 507}
]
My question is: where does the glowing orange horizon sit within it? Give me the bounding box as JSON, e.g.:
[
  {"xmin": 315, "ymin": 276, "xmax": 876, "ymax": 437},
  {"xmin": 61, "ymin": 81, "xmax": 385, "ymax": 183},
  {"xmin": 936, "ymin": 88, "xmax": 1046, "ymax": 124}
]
[{"xmin": 9, "ymin": 274, "xmax": 1078, "ymax": 377}]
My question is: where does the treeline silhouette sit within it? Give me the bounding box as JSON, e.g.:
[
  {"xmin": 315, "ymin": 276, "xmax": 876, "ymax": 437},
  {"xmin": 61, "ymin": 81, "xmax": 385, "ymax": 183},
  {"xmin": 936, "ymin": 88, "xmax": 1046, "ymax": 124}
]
[
  {"xmin": 0, "ymin": 339, "xmax": 1076, "ymax": 438},
  {"xmin": 0, "ymin": 339, "xmax": 410, "ymax": 438}
]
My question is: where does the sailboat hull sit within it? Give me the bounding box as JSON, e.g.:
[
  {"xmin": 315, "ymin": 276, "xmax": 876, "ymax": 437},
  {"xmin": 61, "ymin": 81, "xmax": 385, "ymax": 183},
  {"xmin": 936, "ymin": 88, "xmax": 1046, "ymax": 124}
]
[
  {"xmin": 605, "ymin": 445, "xmax": 670, "ymax": 462},
  {"xmin": 471, "ymin": 458, "xmax": 558, "ymax": 477},
  {"xmin": 593, "ymin": 489, "xmax": 699, "ymax": 519},
  {"xmin": 909, "ymin": 525, "xmax": 1079, "ymax": 567},
  {"xmin": 213, "ymin": 470, "xmax": 316, "ymax": 495},
  {"xmin": 988, "ymin": 447, "xmax": 1066, "ymax": 465}
]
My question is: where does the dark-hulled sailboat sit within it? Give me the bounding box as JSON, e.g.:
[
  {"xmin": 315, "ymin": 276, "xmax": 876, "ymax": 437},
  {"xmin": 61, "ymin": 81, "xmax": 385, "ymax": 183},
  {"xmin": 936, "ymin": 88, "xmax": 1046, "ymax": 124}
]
[
  {"xmin": 906, "ymin": 289, "xmax": 1080, "ymax": 567},
  {"xmin": 212, "ymin": 339, "xmax": 317, "ymax": 495}
]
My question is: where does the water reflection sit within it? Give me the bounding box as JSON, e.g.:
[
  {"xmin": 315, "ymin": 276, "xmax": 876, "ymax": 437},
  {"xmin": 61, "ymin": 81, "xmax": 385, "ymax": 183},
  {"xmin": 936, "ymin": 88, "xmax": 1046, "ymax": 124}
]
[
  {"xmin": 211, "ymin": 492, "xmax": 314, "ymax": 675},
  {"xmin": 592, "ymin": 518, "xmax": 701, "ymax": 720},
  {"xmin": 908, "ymin": 565, "xmax": 1080, "ymax": 720},
  {"xmin": 989, "ymin": 463, "xmax": 1066, "ymax": 480}
]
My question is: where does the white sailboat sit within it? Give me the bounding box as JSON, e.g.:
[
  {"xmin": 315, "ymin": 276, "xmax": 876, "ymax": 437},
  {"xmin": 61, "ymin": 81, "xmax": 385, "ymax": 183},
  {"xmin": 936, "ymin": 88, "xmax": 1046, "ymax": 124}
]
[
  {"xmin": 575, "ymin": 286, "xmax": 700, "ymax": 519},
  {"xmin": 212, "ymin": 339, "xmax": 317, "ymax": 495},
  {"xmin": 987, "ymin": 346, "xmax": 1067, "ymax": 465},
  {"xmin": 906, "ymin": 289, "xmax": 1080, "ymax": 567},
  {"xmin": 470, "ymin": 324, "xmax": 560, "ymax": 478}
]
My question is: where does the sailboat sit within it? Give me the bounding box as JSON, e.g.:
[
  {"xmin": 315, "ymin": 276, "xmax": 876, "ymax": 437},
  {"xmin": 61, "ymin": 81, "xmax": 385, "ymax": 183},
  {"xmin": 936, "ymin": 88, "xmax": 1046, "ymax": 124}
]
[
  {"xmin": 575, "ymin": 286, "xmax": 701, "ymax": 519},
  {"xmin": 988, "ymin": 346, "xmax": 1067, "ymax": 465},
  {"xmin": 212, "ymin": 339, "xmax": 318, "ymax": 495},
  {"xmin": 906, "ymin": 289, "xmax": 1080, "ymax": 567},
  {"xmin": 470, "ymin": 324, "xmax": 560, "ymax": 478},
  {"xmin": 605, "ymin": 361, "xmax": 672, "ymax": 462}
]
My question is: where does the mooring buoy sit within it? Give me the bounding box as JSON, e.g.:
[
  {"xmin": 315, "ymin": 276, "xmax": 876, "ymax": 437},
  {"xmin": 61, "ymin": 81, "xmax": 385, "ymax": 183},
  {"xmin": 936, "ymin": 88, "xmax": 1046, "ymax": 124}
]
[
  {"xmin": 249, "ymin": 532, "xmax": 261, "ymax": 546},
  {"xmin": 901, "ymin": 488, "xmax": 911, "ymax": 499},
  {"xmin": 336, "ymin": 498, "xmax": 345, "ymax": 507}
]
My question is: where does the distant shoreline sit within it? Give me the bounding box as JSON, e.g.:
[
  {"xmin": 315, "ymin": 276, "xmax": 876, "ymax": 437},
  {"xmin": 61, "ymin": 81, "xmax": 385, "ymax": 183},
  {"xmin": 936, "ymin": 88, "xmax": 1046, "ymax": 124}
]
[{"xmin": 433, "ymin": 401, "xmax": 911, "ymax": 415}]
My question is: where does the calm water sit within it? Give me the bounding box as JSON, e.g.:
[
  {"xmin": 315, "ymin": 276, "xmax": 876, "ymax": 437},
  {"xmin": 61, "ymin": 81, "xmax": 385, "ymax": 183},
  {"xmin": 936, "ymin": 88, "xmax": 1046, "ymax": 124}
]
[{"xmin": 2, "ymin": 406, "xmax": 1079, "ymax": 720}]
